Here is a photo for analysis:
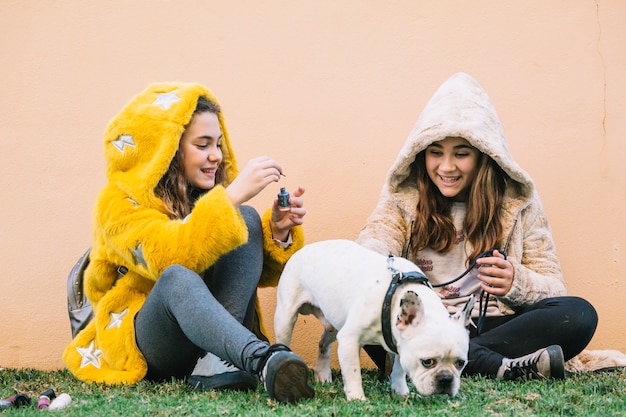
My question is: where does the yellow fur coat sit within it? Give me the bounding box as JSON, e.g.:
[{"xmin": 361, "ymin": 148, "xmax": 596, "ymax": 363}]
[{"xmin": 63, "ymin": 83, "xmax": 303, "ymax": 384}]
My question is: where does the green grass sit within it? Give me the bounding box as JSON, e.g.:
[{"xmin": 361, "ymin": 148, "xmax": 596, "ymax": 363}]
[{"xmin": 1, "ymin": 367, "xmax": 625, "ymax": 416}]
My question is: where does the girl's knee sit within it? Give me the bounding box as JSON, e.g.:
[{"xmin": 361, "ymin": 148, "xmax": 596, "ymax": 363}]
[
  {"xmin": 562, "ymin": 297, "xmax": 598, "ymax": 340},
  {"xmin": 578, "ymin": 297, "xmax": 598, "ymax": 329},
  {"xmin": 240, "ymin": 205, "xmax": 262, "ymax": 240},
  {"xmin": 240, "ymin": 205, "xmax": 260, "ymax": 221},
  {"xmin": 570, "ymin": 297, "xmax": 598, "ymax": 322},
  {"xmin": 162, "ymin": 264, "xmax": 191, "ymax": 280},
  {"xmin": 159, "ymin": 265, "xmax": 202, "ymax": 292}
]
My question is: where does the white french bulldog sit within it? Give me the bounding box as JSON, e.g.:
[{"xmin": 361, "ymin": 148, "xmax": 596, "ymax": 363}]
[{"xmin": 274, "ymin": 239, "xmax": 474, "ymax": 401}]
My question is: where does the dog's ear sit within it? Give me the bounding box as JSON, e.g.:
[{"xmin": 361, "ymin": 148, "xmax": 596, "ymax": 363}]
[
  {"xmin": 451, "ymin": 294, "xmax": 475, "ymax": 328},
  {"xmin": 396, "ymin": 290, "xmax": 424, "ymax": 331}
]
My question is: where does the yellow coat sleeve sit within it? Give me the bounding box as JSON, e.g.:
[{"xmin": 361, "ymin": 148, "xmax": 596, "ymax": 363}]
[{"xmin": 258, "ymin": 208, "xmax": 304, "ymax": 288}]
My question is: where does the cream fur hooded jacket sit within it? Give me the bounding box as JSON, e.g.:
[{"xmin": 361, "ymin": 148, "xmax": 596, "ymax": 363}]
[
  {"xmin": 63, "ymin": 83, "xmax": 304, "ymax": 384},
  {"xmin": 357, "ymin": 73, "xmax": 626, "ymax": 373},
  {"xmin": 357, "ymin": 72, "xmax": 566, "ymax": 314}
]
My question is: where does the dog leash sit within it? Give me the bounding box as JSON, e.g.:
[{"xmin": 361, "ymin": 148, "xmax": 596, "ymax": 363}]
[
  {"xmin": 381, "ymin": 255, "xmax": 431, "ymax": 354},
  {"xmin": 429, "ymin": 249, "xmax": 507, "ymax": 336},
  {"xmin": 385, "ymin": 249, "xmax": 506, "ymax": 342},
  {"xmin": 429, "ymin": 249, "xmax": 502, "ymax": 288}
]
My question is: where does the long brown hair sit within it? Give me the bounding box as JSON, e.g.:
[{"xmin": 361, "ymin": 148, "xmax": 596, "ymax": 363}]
[
  {"xmin": 154, "ymin": 96, "xmax": 224, "ymax": 219},
  {"xmin": 410, "ymin": 150, "xmax": 518, "ymax": 265}
]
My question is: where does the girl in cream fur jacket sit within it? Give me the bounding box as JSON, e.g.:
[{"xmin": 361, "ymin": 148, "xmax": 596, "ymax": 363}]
[
  {"xmin": 63, "ymin": 83, "xmax": 314, "ymax": 403},
  {"xmin": 358, "ymin": 73, "xmax": 598, "ymax": 380}
]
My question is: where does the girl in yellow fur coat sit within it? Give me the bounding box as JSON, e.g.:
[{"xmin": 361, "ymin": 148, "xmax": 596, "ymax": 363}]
[{"xmin": 63, "ymin": 82, "xmax": 314, "ymax": 403}]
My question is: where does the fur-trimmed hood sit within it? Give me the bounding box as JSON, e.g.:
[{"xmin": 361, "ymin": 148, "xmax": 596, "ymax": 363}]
[
  {"xmin": 386, "ymin": 72, "xmax": 533, "ymax": 199},
  {"xmin": 104, "ymin": 82, "xmax": 238, "ymax": 209}
]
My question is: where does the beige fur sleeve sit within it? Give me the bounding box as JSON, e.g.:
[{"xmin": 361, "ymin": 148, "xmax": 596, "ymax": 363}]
[
  {"xmin": 501, "ymin": 197, "xmax": 567, "ymax": 307},
  {"xmin": 357, "ymin": 188, "xmax": 416, "ymax": 257}
]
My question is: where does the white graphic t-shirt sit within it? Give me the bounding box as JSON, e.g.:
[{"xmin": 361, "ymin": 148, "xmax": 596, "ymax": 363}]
[{"xmin": 414, "ymin": 202, "xmax": 502, "ymax": 319}]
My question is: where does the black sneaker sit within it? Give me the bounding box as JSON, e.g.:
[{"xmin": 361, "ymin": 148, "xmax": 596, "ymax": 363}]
[
  {"xmin": 498, "ymin": 345, "xmax": 565, "ymax": 381},
  {"xmin": 258, "ymin": 344, "xmax": 315, "ymax": 403}
]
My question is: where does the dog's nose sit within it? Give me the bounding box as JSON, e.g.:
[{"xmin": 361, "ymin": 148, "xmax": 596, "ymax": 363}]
[{"xmin": 436, "ymin": 373, "xmax": 454, "ymax": 390}]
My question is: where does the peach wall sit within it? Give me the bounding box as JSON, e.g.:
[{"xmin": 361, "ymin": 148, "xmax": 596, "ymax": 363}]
[{"xmin": 1, "ymin": 1, "xmax": 625, "ymax": 370}]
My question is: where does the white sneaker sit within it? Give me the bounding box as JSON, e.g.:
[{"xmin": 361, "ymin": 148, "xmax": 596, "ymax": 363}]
[
  {"xmin": 192, "ymin": 352, "xmax": 238, "ymax": 376},
  {"xmin": 188, "ymin": 352, "xmax": 257, "ymax": 391}
]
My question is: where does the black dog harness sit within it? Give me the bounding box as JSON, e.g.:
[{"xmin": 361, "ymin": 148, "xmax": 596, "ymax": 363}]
[
  {"xmin": 381, "ymin": 254, "xmax": 432, "ymax": 354},
  {"xmin": 381, "ymin": 249, "xmax": 508, "ymax": 353},
  {"xmin": 382, "ymin": 219, "xmax": 516, "ymax": 345}
]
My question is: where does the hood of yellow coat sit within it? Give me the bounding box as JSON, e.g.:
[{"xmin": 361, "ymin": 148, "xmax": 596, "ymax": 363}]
[{"xmin": 103, "ymin": 82, "xmax": 238, "ymax": 209}]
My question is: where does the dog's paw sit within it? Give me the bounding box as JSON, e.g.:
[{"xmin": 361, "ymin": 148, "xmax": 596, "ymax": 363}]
[
  {"xmin": 313, "ymin": 369, "xmax": 332, "ymax": 384},
  {"xmin": 390, "ymin": 379, "xmax": 410, "ymax": 397},
  {"xmin": 345, "ymin": 392, "xmax": 367, "ymax": 401}
]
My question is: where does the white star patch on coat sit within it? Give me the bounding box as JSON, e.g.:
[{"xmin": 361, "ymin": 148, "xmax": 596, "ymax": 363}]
[
  {"xmin": 126, "ymin": 198, "xmax": 139, "ymax": 208},
  {"xmin": 111, "ymin": 134, "xmax": 135, "ymax": 153},
  {"xmin": 153, "ymin": 90, "xmax": 180, "ymax": 110},
  {"xmin": 131, "ymin": 243, "xmax": 148, "ymax": 268},
  {"xmin": 77, "ymin": 340, "xmax": 102, "ymax": 369},
  {"xmin": 105, "ymin": 308, "xmax": 129, "ymax": 330}
]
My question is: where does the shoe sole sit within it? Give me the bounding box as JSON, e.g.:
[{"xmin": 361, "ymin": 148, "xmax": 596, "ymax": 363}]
[
  {"xmin": 188, "ymin": 371, "xmax": 258, "ymax": 392},
  {"xmin": 547, "ymin": 345, "xmax": 565, "ymax": 379},
  {"xmin": 266, "ymin": 354, "xmax": 315, "ymax": 403}
]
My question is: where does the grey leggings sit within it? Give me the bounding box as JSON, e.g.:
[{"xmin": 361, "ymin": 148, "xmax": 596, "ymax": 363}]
[{"xmin": 135, "ymin": 206, "xmax": 271, "ymax": 381}]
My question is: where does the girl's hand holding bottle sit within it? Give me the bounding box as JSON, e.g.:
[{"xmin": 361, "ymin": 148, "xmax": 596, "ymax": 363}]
[
  {"xmin": 224, "ymin": 155, "xmax": 306, "ymax": 242},
  {"xmin": 270, "ymin": 186, "xmax": 306, "ymax": 242}
]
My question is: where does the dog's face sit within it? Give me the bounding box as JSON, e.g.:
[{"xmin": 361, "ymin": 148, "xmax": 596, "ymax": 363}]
[{"xmin": 394, "ymin": 291, "xmax": 474, "ymax": 396}]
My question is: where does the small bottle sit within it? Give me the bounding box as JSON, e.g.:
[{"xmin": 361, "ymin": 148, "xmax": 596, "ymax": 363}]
[
  {"xmin": 37, "ymin": 395, "xmax": 51, "ymax": 409},
  {"xmin": 277, "ymin": 187, "xmax": 290, "ymax": 211},
  {"xmin": 1, "ymin": 393, "xmax": 30, "ymax": 408},
  {"xmin": 48, "ymin": 393, "xmax": 71, "ymax": 411},
  {"xmin": 38, "ymin": 389, "xmax": 56, "ymax": 409}
]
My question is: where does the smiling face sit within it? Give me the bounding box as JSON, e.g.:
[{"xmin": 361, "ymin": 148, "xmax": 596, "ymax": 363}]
[
  {"xmin": 180, "ymin": 111, "xmax": 223, "ymax": 190},
  {"xmin": 424, "ymin": 137, "xmax": 481, "ymax": 202}
]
